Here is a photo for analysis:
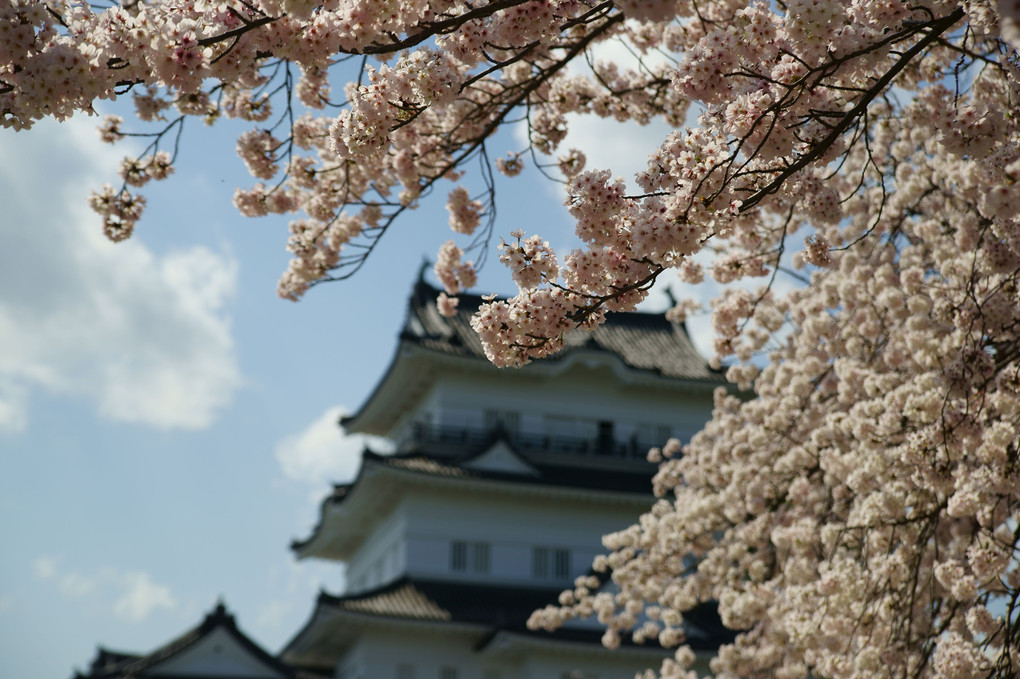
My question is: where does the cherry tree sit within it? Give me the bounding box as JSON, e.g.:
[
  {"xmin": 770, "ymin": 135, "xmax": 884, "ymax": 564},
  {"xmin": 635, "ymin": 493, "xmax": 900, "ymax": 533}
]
[{"xmin": 4, "ymin": 1, "xmax": 1020, "ymax": 677}]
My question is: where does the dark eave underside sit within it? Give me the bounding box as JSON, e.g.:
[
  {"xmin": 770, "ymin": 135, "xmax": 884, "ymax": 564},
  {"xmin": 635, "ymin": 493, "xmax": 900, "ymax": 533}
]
[{"xmin": 375, "ymin": 449, "xmax": 656, "ymax": 495}]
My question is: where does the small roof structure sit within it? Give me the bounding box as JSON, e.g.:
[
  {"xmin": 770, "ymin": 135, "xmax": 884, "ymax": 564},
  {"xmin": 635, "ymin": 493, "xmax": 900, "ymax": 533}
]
[
  {"xmin": 343, "ymin": 280, "xmax": 725, "ymax": 436},
  {"xmin": 73, "ymin": 601, "xmax": 303, "ymax": 679}
]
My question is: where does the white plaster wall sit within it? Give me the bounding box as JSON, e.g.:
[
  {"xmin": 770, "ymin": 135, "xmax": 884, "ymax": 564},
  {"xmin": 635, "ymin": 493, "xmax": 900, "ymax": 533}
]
[
  {"xmin": 400, "ymin": 489, "xmax": 642, "ymax": 585},
  {"xmin": 347, "ymin": 628, "xmax": 511, "ymax": 679},
  {"xmin": 426, "ymin": 361, "xmax": 714, "ymax": 445},
  {"xmin": 335, "ymin": 642, "xmax": 367, "ymax": 679},
  {"xmin": 346, "ymin": 510, "xmax": 407, "ymax": 592},
  {"xmin": 330, "ymin": 627, "xmax": 693, "ymax": 679}
]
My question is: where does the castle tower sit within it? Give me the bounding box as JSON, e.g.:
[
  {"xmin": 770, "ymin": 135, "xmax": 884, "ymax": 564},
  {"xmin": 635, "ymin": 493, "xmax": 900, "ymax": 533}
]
[{"xmin": 282, "ymin": 281, "xmax": 730, "ymax": 679}]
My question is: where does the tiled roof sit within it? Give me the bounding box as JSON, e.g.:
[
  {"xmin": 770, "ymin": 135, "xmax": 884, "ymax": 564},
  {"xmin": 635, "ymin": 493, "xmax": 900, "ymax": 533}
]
[
  {"xmin": 319, "ymin": 578, "xmax": 569, "ymax": 628},
  {"xmin": 403, "ymin": 280, "xmax": 725, "ymax": 382},
  {"xmin": 380, "ymin": 454, "xmax": 470, "ymax": 478}
]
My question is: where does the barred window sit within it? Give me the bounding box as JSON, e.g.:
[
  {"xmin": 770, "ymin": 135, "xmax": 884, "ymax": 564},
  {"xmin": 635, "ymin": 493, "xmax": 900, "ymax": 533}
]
[
  {"xmin": 451, "ymin": 541, "xmax": 467, "ymax": 572},
  {"xmin": 472, "ymin": 542, "xmax": 490, "ymax": 573},
  {"xmin": 533, "ymin": 547, "xmax": 570, "ymax": 579},
  {"xmin": 532, "ymin": 546, "xmax": 549, "ymax": 578},
  {"xmin": 451, "ymin": 541, "xmax": 490, "ymax": 573},
  {"xmin": 554, "ymin": 548, "xmax": 571, "ymax": 579}
]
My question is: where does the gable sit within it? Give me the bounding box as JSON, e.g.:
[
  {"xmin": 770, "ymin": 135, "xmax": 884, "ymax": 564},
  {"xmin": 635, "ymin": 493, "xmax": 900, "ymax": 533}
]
[
  {"xmin": 146, "ymin": 627, "xmax": 286, "ymax": 678},
  {"xmin": 461, "ymin": 441, "xmax": 539, "ymax": 476}
]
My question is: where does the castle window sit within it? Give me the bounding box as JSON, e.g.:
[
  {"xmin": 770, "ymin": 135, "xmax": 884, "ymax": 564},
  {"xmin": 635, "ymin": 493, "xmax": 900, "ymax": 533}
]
[
  {"xmin": 451, "ymin": 541, "xmax": 490, "ymax": 574},
  {"xmin": 533, "ymin": 547, "xmax": 571, "ymax": 579},
  {"xmin": 533, "ymin": 546, "xmax": 548, "ymax": 578},
  {"xmin": 472, "ymin": 542, "xmax": 490, "ymax": 573},
  {"xmin": 451, "ymin": 541, "xmax": 467, "ymax": 571},
  {"xmin": 554, "ymin": 548, "xmax": 571, "ymax": 578}
]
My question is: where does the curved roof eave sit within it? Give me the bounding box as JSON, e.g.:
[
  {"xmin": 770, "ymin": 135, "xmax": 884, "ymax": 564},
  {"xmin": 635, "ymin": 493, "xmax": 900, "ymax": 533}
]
[
  {"xmin": 290, "ymin": 451, "xmax": 654, "ymax": 561},
  {"xmin": 339, "ymin": 339, "xmax": 436, "ymax": 436},
  {"xmin": 290, "ymin": 454, "xmax": 391, "ymax": 560},
  {"xmin": 281, "ymin": 582, "xmax": 489, "ymax": 668}
]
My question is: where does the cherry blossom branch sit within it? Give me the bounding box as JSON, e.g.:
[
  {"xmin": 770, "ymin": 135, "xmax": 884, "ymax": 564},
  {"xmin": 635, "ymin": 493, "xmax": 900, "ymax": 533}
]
[
  {"xmin": 356, "ymin": 0, "xmax": 533, "ymax": 55},
  {"xmin": 737, "ymin": 7, "xmax": 966, "ymax": 213}
]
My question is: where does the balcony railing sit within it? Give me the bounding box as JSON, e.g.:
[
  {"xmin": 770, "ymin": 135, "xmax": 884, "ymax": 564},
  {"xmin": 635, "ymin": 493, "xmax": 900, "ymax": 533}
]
[{"xmin": 405, "ymin": 423, "xmax": 656, "ymax": 460}]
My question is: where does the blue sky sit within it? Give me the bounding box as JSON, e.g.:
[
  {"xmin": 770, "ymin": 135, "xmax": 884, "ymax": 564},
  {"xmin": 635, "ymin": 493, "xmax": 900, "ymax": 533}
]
[{"xmin": 0, "ymin": 78, "xmax": 703, "ymax": 676}]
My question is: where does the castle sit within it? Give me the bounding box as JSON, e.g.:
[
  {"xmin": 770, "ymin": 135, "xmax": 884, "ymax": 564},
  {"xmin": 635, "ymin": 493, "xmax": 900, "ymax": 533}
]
[{"xmin": 74, "ymin": 280, "xmax": 729, "ymax": 679}]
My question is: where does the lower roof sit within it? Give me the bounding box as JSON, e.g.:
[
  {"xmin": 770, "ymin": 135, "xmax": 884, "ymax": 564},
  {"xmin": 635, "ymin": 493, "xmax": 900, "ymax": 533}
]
[
  {"xmin": 282, "ymin": 576, "xmax": 733, "ymax": 669},
  {"xmin": 319, "ymin": 577, "xmax": 565, "ymax": 627},
  {"xmin": 73, "ymin": 602, "xmax": 298, "ymax": 679}
]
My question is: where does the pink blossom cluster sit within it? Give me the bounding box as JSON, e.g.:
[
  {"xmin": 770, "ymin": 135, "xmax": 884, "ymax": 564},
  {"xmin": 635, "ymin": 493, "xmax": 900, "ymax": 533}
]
[
  {"xmin": 445, "ymin": 186, "xmax": 482, "ymax": 236},
  {"xmin": 498, "ymin": 230, "xmax": 558, "ymax": 290},
  {"xmin": 87, "ymin": 184, "xmax": 146, "ymax": 242},
  {"xmin": 119, "ymin": 151, "xmax": 174, "ymax": 187},
  {"xmin": 471, "ymin": 287, "xmax": 593, "ymax": 368},
  {"xmin": 531, "ymin": 74, "xmax": 1020, "ymax": 671},
  {"xmin": 433, "ymin": 240, "xmax": 476, "ymax": 296}
]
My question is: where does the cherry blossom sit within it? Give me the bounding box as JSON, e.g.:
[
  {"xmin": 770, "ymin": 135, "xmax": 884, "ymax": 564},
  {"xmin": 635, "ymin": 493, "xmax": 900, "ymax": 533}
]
[{"xmin": 5, "ymin": 1, "xmax": 1020, "ymax": 677}]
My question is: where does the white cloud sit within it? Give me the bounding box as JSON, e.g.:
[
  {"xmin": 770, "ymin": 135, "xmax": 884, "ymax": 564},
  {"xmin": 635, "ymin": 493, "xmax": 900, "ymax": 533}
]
[
  {"xmin": 540, "ymin": 33, "xmax": 686, "ymax": 187},
  {"xmin": 0, "ymin": 382, "xmax": 27, "ymax": 433},
  {"xmin": 0, "ymin": 117, "xmax": 241, "ymax": 432},
  {"xmin": 275, "ymin": 406, "xmax": 393, "ymax": 488},
  {"xmin": 561, "ymin": 114, "xmax": 674, "ymax": 186},
  {"xmin": 33, "ymin": 556, "xmax": 176, "ymax": 622},
  {"xmin": 35, "ymin": 558, "xmax": 100, "ymax": 600},
  {"xmin": 33, "ymin": 556, "xmax": 58, "ymax": 581},
  {"xmin": 256, "ymin": 558, "xmax": 340, "ymax": 633},
  {"xmin": 57, "ymin": 571, "xmax": 100, "ymax": 598},
  {"xmin": 255, "ymin": 598, "xmax": 293, "ymax": 630},
  {"xmin": 112, "ymin": 571, "xmax": 177, "ymax": 623}
]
